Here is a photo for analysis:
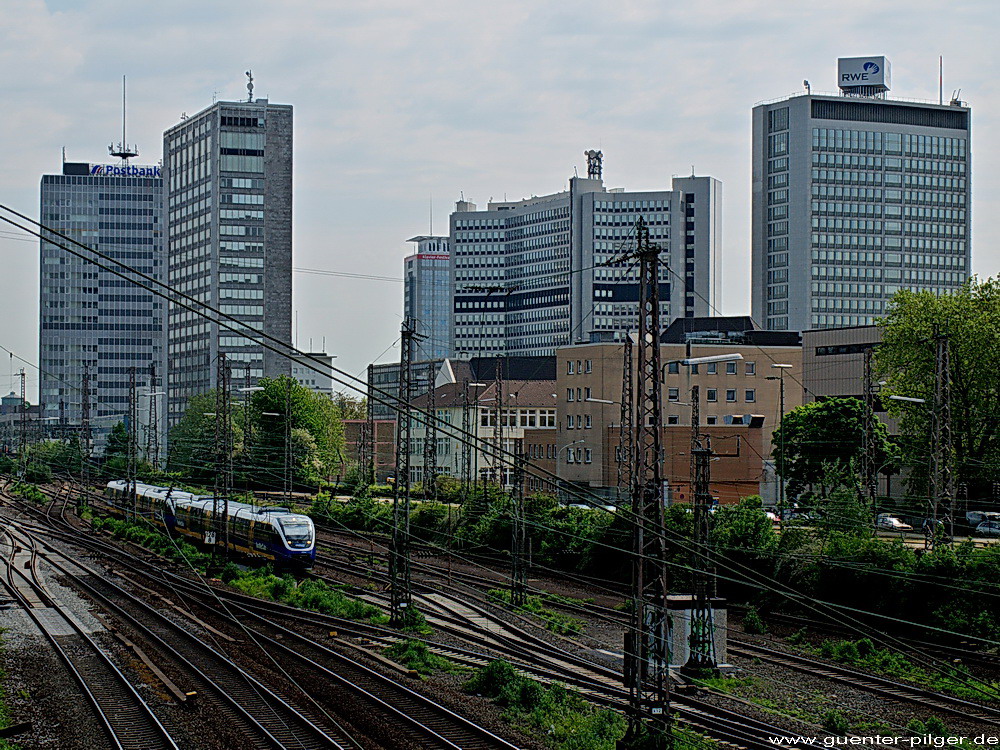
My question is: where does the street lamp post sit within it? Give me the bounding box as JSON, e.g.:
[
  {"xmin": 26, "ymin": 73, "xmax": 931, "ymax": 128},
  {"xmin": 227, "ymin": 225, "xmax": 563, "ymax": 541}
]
[
  {"xmin": 556, "ymin": 439, "xmax": 586, "ymax": 507},
  {"xmin": 887, "ymin": 394, "xmax": 937, "ymax": 547}
]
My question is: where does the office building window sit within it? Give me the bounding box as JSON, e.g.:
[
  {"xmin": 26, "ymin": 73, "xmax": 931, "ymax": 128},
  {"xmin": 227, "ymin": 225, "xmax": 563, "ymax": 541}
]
[
  {"xmin": 585, "ymin": 360, "xmax": 593, "ymax": 373},
  {"xmin": 567, "ymin": 388, "xmax": 574, "ymax": 402},
  {"xmin": 707, "ymin": 388, "xmax": 717, "ymax": 402},
  {"xmin": 745, "ymin": 389, "xmax": 756, "ymax": 403},
  {"xmin": 567, "ymin": 360, "xmax": 575, "ymax": 374},
  {"xmin": 726, "ymin": 361, "xmax": 738, "ymax": 375},
  {"xmin": 668, "ymin": 387, "xmax": 679, "ymax": 401},
  {"xmin": 585, "ymin": 414, "xmax": 592, "ymax": 428},
  {"xmin": 667, "ymin": 361, "xmax": 679, "ymax": 374},
  {"xmin": 707, "ymin": 363, "xmax": 717, "ymax": 374},
  {"xmin": 726, "ymin": 389, "xmax": 737, "ymax": 402},
  {"xmin": 667, "ymin": 415, "xmax": 679, "ymax": 425},
  {"xmin": 745, "ymin": 361, "xmax": 756, "ymax": 375},
  {"xmin": 584, "ymin": 449, "xmax": 592, "ymax": 464},
  {"xmin": 706, "ymin": 416, "xmax": 718, "ymax": 425}
]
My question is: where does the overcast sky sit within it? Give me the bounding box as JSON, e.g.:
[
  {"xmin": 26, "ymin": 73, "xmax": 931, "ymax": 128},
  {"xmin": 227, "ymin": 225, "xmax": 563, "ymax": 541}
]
[{"xmin": 0, "ymin": 0, "xmax": 997, "ymax": 399}]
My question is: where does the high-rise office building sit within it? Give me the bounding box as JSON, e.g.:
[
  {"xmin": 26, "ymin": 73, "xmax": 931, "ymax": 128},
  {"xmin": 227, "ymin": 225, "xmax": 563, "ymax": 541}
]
[
  {"xmin": 39, "ymin": 159, "xmax": 166, "ymax": 453},
  {"xmin": 163, "ymin": 98, "xmax": 293, "ymax": 425},
  {"xmin": 450, "ymin": 153, "xmax": 720, "ymax": 357},
  {"xmin": 404, "ymin": 235, "xmax": 450, "ymax": 362},
  {"xmin": 752, "ymin": 56, "xmax": 971, "ymax": 332}
]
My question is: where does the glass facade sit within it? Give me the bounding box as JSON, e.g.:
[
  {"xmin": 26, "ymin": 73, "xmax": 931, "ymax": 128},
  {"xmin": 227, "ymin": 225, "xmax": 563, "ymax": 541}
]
[
  {"xmin": 449, "ymin": 174, "xmax": 716, "ymax": 357},
  {"xmin": 39, "ymin": 163, "xmax": 165, "ymax": 451},
  {"xmin": 404, "ymin": 236, "xmax": 450, "ymax": 361},
  {"xmin": 164, "ymin": 100, "xmax": 293, "ymax": 426},
  {"xmin": 754, "ymin": 94, "xmax": 971, "ymax": 332}
]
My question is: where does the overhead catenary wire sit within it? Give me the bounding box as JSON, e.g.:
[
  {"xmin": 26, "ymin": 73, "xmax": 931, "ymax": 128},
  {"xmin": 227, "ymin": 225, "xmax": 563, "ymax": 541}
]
[{"xmin": 11, "ymin": 205, "xmax": 999, "ymax": 702}]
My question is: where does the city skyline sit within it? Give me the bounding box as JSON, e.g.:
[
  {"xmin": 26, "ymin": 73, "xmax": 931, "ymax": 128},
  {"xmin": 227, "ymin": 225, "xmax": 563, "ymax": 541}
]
[{"xmin": 0, "ymin": 1, "xmax": 997, "ymax": 399}]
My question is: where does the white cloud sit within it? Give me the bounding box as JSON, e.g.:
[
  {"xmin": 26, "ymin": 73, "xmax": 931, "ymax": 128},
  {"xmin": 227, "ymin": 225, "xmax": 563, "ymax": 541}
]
[{"xmin": 0, "ymin": 0, "xmax": 996, "ymax": 396}]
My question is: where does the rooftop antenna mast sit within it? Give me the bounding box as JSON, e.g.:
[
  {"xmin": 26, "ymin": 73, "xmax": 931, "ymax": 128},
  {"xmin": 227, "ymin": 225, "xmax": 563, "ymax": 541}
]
[
  {"xmin": 108, "ymin": 76, "xmax": 138, "ymax": 163},
  {"xmin": 246, "ymin": 70, "xmax": 254, "ymax": 102}
]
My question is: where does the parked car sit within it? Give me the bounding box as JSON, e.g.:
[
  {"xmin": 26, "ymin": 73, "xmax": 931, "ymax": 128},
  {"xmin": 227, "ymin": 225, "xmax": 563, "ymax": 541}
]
[
  {"xmin": 967, "ymin": 511, "xmax": 1000, "ymax": 526},
  {"xmin": 765, "ymin": 511, "xmax": 780, "ymax": 523},
  {"xmin": 975, "ymin": 521, "xmax": 1000, "ymax": 538},
  {"xmin": 876, "ymin": 514, "xmax": 913, "ymax": 532}
]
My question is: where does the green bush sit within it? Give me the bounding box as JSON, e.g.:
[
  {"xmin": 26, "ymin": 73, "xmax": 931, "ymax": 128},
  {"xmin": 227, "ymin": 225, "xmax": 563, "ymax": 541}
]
[
  {"xmin": 90, "ymin": 515, "xmax": 213, "ymax": 571},
  {"xmin": 925, "ymin": 716, "xmax": 947, "ymax": 737},
  {"xmin": 11, "ymin": 482, "xmax": 47, "ymax": 504},
  {"xmin": 384, "ymin": 639, "xmax": 454, "ymax": 675},
  {"xmin": 225, "ymin": 568, "xmax": 387, "ymax": 624},
  {"xmin": 24, "ymin": 462, "xmax": 52, "ymax": 484},
  {"xmin": 822, "ymin": 709, "xmax": 849, "ymax": 735},
  {"xmin": 741, "ymin": 606, "xmax": 767, "ymax": 635}
]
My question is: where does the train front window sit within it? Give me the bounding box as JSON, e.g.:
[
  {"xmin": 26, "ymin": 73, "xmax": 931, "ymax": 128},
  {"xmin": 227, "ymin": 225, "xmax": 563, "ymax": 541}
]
[{"xmin": 278, "ymin": 518, "xmax": 312, "ymax": 543}]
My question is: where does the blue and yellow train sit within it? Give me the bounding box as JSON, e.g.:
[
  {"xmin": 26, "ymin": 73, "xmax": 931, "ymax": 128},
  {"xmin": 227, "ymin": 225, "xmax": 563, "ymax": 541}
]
[{"xmin": 104, "ymin": 481, "xmax": 315, "ymax": 567}]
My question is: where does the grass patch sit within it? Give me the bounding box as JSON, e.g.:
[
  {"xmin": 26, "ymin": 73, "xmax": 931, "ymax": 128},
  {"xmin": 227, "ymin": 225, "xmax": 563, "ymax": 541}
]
[
  {"xmin": 487, "ymin": 588, "xmax": 584, "ymax": 635},
  {"xmin": 466, "ymin": 660, "xmax": 711, "ymax": 749},
  {"xmin": 384, "ymin": 639, "xmax": 456, "ymax": 676},
  {"xmin": 220, "ymin": 565, "xmax": 389, "ymax": 625},
  {"xmin": 813, "ymin": 637, "xmax": 1000, "ymax": 701},
  {"xmin": 90, "ymin": 515, "xmax": 213, "ymax": 572}
]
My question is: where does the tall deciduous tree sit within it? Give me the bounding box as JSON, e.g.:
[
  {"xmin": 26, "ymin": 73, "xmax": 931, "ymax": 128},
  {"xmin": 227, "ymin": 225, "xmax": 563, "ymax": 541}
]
[
  {"xmin": 876, "ymin": 277, "xmax": 1000, "ymax": 501},
  {"xmin": 167, "ymin": 378, "xmax": 346, "ymax": 487},
  {"xmin": 771, "ymin": 397, "xmax": 894, "ymax": 498}
]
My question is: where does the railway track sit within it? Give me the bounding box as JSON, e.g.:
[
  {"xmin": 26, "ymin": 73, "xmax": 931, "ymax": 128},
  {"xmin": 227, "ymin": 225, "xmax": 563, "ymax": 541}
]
[
  {"xmin": 43, "ymin": 480, "xmax": 1000, "ymax": 747},
  {"xmin": 0, "ymin": 514, "xmax": 180, "ymax": 750},
  {"xmin": 8, "ymin": 484, "xmax": 526, "ymax": 750},
  {"xmin": 2, "ymin": 485, "xmax": 356, "ymax": 750},
  {"xmin": 49, "ymin": 482, "xmax": 816, "ymax": 748},
  {"xmin": 319, "ymin": 530, "xmax": 1000, "ymax": 724},
  {"xmin": 729, "ymin": 641, "xmax": 1000, "ymax": 726}
]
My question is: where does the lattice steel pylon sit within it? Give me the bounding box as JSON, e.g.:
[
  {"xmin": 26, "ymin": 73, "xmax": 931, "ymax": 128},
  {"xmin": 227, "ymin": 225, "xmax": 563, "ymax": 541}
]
[
  {"xmin": 81, "ymin": 364, "xmax": 91, "ymax": 491},
  {"xmin": 861, "ymin": 347, "xmax": 878, "ymax": 508},
  {"xmin": 126, "ymin": 366, "xmax": 138, "ymax": 520},
  {"xmin": 17, "ymin": 369, "xmax": 26, "ymax": 475},
  {"xmin": 145, "ymin": 362, "xmax": 161, "ymax": 469},
  {"xmin": 617, "ymin": 335, "xmax": 634, "ymax": 501},
  {"xmin": 928, "ymin": 332, "xmax": 953, "ymax": 549},
  {"xmin": 460, "ymin": 379, "xmax": 473, "ymax": 503},
  {"xmin": 492, "ymin": 355, "xmax": 504, "ymax": 487},
  {"xmin": 422, "ymin": 367, "xmax": 437, "ymax": 501},
  {"xmin": 510, "ymin": 451, "xmax": 528, "ymax": 606},
  {"xmin": 213, "ymin": 354, "xmax": 233, "ymax": 558},
  {"xmin": 682, "ymin": 384, "xmax": 719, "ymax": 679},
  {"xmin": 390, "ymin": 317, "xmax": 421, "ymax": 625},
  {"xmin": 365, "ymin": 363, "xmax": 376, "ymax": 488},
  {"xmin": 621, "ymin": 217, "xmax": 672, "ymax": 749}
]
